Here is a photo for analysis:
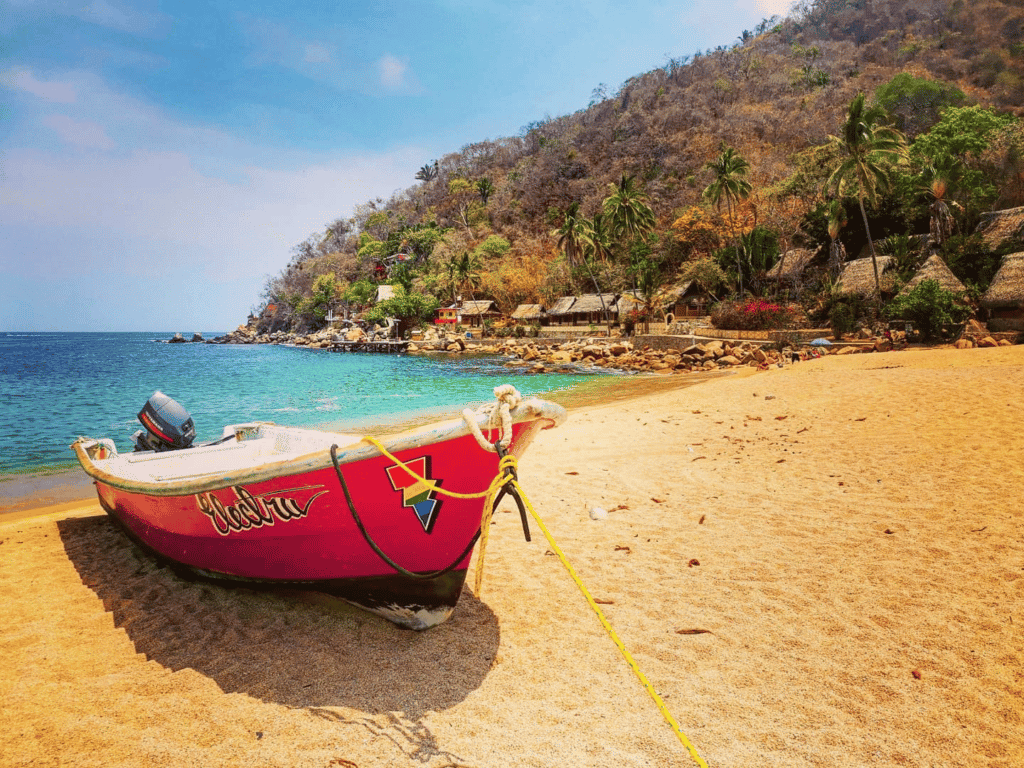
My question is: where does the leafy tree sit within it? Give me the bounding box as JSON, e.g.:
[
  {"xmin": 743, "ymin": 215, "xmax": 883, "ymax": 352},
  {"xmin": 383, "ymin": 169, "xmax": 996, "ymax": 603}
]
[
  {"xmin": 911, "ymin": 106, "xmax": 1015, "ymax": 164},
  {"xmin": 344, "ymin": 279, "xmax": 377, "ymax": 308},
  {"xmin": 476, "ymin": 177, "xmax": 495, "ymax": 205},
  {"xmin": 827, "ymin": 93, "xmax": 907, "ymax": 300},
  {"xmin": 679, "ymin": 256, "xmax": 727, "ymax": 300},
  {"xmin": 671, "ymin": 206, "xmax": 727, "ymax": 258},
  {"xmin": 875, "ymin": 73, "xmax": 965, "ymax": 137},
  {"xmin": 295, "ymin": 273, "xmax": 339, "ymax": 329},
  {"xmin": 474, "ymin": 234, "xmax": 511, "ymax": 260},
  {"xmin": 703, "ymin": 146, "xmax": 753, "ymax": 293},
  {"xmin": 883, "ymin": 279, "xmax": 971, "ymax": 341},
  {"xmin": 363, "ymin": 287, "xmax": 440, "ymax": 338}
]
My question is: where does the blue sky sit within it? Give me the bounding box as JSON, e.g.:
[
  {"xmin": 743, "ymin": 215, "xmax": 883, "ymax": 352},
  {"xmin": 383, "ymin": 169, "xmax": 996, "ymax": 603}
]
[{"xmin": 1, "ymin": 0, "xmax": 794, "ymax": 332}]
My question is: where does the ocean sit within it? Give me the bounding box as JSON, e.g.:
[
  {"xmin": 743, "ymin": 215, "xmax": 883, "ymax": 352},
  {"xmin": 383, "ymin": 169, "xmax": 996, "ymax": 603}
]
[{"xmin": 0, "ymin": 332, "xmax": 613, "ymax": 506}]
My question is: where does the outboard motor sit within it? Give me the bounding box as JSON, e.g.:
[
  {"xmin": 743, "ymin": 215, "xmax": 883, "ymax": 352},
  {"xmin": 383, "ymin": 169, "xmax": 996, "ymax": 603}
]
[{"xmin": 132, "ymin": 391, "xmax": 196, "ymax": 452}]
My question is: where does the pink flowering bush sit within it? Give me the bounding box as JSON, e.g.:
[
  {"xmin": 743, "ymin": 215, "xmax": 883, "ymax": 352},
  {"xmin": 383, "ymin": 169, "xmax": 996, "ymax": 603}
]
[{"xmin": 711, "ymin": 299, "xmax": 795, "ymax": 331}]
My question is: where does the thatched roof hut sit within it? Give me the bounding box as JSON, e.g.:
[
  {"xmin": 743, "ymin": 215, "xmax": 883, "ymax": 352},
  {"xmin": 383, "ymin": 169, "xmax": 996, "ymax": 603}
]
[
  {"xmin": 899, "ymin": 254, "xmax": 966, "ymax": 296},
  {"xmin": 766, "ymin": 249, "xmax": 816, "ymax": 284},
  {"xmin": 546, "ymin": 296, "xmax": 577, "ymax": 318},
  {"xmin": 837, "ymin": 256, "xmax": 897, "ymax": 296},
  {"xmin": 976, "ymin": 206, "xmax": 1024, "ymax": 251},
  {"xmin": 981, "ymin": 252, "xmax": 1024, "ymax": 310},
  {"xmin": 570, "ymin": 293, "xmax": 616, "ymax": 315},
  {"xmin": 511, "ymin": 304, "xmax": 545, "ymax": 322},
  {"xmin": 460, "ymin": 300, "xmax": 499, "ymax": 317}
]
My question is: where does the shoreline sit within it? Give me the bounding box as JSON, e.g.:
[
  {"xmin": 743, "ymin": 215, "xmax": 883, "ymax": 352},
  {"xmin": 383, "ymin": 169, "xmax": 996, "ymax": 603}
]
[
  {"xmin": 0, "ymin": 369, "xmax": 726, "ymax": 518},
  {"xmin": 3, "ymin": 344, "xmax": 1021, "ymax": 767}
]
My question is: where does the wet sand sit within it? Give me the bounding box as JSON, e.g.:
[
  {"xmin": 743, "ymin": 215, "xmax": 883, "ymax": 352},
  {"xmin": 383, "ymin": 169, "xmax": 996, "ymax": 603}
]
[{"xmin": 1, "ymin": 345, "xmax": 1022, "ymax": 767}]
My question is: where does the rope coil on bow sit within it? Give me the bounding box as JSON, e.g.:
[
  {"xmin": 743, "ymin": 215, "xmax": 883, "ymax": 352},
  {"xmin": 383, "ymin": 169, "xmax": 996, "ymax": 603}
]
[{"xmin": 462, "ymin": 384, "xmax": 522, "ymax": 452}]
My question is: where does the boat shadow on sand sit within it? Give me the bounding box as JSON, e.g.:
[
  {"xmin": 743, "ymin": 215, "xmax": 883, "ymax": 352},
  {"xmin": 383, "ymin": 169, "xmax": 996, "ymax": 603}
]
[{"xmin": 57, "ymin": 514, "xmax": 500, "ymax": 720}]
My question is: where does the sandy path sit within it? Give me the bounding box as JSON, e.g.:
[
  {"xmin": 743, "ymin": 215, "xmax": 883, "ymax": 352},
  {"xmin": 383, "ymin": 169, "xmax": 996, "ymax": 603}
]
[{"xmin": 2, "ymin": 345, "xmax": 1021, "ymax": 767}]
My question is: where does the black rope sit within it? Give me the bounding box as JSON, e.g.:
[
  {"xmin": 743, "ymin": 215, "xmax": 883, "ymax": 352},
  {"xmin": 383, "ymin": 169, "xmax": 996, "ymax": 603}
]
[
  {"xmin": 494, "ymin": 442, "xmax": 531, "ymax": 542},
  {"xmin": 330, "ymin": 444, "xmax": 480, "ymax": 580}
]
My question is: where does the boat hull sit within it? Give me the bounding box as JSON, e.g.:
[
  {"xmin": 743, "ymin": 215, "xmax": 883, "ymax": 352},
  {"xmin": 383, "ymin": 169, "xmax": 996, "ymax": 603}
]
[{"xmin": 80, "ymin": 415, "xmax": 554, "ymax": 629}]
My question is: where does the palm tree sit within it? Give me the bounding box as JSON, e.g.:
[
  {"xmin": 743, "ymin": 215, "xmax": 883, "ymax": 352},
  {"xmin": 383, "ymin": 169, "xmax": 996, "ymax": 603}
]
[
  {"xmin": 921, "ymin": 155, "xmax": 961, "ymax": 251},
  {"xmin": 585, "ymin": 212, "xmax": 615, "ymax": 265},
  {"xmin": 703, "ymin": 146, "xmax": 752, "ymax": 294},
  {"xmin": 602, "ymin": 174, "xmax": 656, "ymax": 243},
  {"xmin": 826, "ymin": 93, "xmax": 907, "ymax": 300},
  {"xmin": 826, "ymin": 198, "xmax": 848, "ymax": 279},
  {"xmin": 553, "ymin": 203, "xmax": 609, "ymax": 323},
  {"xmin": 415, "ymin": 161, "xmax": 439, "ymax": 182},
  {"xmin": 445, "ymin": 251, "xmax": 481, "ymax": 304}
]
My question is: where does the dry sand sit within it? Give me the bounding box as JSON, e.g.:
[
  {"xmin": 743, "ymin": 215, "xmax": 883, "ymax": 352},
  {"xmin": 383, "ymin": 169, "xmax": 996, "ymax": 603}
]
[{"xmin": 1, "ymin": 345, "xmax": 1022, "ymax": 768}]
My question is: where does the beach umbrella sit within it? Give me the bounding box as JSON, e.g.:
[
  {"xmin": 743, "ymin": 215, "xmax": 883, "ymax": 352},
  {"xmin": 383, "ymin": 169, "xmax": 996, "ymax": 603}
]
[{"xmin": 810, "ymin": 338, "xmax": 833, "ymax": 346}]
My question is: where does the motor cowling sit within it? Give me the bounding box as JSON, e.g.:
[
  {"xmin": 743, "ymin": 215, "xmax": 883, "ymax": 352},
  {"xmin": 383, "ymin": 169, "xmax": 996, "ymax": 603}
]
[{"xmin": 132, "ymin": 391, "xmax": 196, "ymax": 452}]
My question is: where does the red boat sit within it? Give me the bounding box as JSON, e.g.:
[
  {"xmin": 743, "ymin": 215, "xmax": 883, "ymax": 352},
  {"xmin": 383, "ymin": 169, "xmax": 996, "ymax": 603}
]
[{"xmin": 71, "ymin": 387, "xmax": 565, "ymax": 629}]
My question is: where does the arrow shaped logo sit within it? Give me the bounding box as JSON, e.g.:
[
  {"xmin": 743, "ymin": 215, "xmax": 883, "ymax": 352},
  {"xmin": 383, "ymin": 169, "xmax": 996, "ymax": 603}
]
[{"xmin": 385, "ymin": 456, "xmax": 443, "ymax": 533}]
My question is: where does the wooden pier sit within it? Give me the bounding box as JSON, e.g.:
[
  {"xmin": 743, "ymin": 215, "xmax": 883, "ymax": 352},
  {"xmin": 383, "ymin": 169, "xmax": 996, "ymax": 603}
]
[{"xmin": 329, "ymin": 339, "xmax": 409, "ymax": 354}]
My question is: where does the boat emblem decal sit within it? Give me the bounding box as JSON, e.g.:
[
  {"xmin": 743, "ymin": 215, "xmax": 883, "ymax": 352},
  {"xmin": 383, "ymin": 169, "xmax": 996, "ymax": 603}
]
[
  {"xmin": 196, "ymin": 484, "xmax": 327, "ymax": 536},
  {"xmin": 385, "ymin": 457, "xmax": 442, "ymax": 533}
]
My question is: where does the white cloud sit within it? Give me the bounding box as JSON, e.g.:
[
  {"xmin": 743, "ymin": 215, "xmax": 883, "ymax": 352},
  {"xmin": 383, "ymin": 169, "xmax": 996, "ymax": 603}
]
[
  {"xmin": 748, "ymin": 0, "xmax": 796, "ymax": 17},
  {"xmin": 40, "ymin": 114, "xmax": 116, "ymax": 149},
  {"xmin": 378, "ymin": 54, "xmax": 408, "ymax": 90},
  {"xmin": 303, "ymin": 43, "xmax": 332, "ymax": 64},
  {"xmin": 2, "ymin": 67, "xmax": 77, "ymax": 103},
  {"xmin": 72, "ymin": 0, "xmax": 171, "ymax": 35}
]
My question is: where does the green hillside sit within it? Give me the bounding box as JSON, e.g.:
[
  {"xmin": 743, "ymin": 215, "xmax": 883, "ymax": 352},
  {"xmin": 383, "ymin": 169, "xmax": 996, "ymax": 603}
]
[{"xmin": 255, "ymin": 0, "xmax": 1024, "ymax": 337}]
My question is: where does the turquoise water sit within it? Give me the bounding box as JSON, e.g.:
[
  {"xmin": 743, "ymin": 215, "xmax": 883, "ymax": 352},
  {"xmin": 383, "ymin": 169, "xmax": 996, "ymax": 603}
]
[{"xmin": 0, "ymin": 332, "xmax": 608, "ymax": 479}]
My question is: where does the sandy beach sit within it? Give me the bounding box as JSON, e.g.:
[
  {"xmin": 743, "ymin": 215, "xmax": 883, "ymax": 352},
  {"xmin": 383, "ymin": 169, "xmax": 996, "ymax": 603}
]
[{"xmin": 2, "ymin": 344, "xmax": 1022, "ymax": 768}]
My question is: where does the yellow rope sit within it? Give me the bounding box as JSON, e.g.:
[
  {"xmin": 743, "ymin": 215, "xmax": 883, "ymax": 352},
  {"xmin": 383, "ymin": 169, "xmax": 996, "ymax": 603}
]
[
  {"xmin": 356, "ymin": 435, "xmax": 708, "ymax": 767},
  {"xmin": 508, "ymin": 475, "xmax": 710, "ymax": 768},
  {"xmin": 356, "ymin": 435, "xmax": 514, "ymax": 592}
]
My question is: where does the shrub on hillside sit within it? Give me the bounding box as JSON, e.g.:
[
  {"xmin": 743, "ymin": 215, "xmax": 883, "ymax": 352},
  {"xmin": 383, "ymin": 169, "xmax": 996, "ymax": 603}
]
[
  {"xmin": 711, "ymin": 299, "xmax": 795, "ymax": 331},
  {"xmin": 883, "ymin": 279, "xmax": 971, "ymax": 341}
]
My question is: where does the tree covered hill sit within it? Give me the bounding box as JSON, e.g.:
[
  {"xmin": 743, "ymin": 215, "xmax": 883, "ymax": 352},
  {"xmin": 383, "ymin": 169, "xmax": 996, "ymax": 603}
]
[{"xmin": 257, "ymin": 0, "xmax": 1024, "ymax": 333}]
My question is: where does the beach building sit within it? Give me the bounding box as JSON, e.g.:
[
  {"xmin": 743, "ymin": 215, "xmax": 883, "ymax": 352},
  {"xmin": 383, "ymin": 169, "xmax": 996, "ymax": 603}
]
[
  {"xmin": 546, "ymin": 293, "xmax": 616, "ymax": 325},
  {"xmin": 545, "ymin": 295, "xmax": 577, "ymax": 325},
  {"xmin": 511, "ymin": 304, "xmax": 545, "ymax": 324},
  {"xmin": 836, "ymin": 255, "xmax": 897, "ymax": 296},
  {"xmin": 898, "ymin": 254, "xmax": 967, "ymax": 296},
  {"xmin": 975, "ymin": 205, "xmax": 1024, "ymax": 251},
  {"xmin": 435, "ymin": 306, "xmax": 458, "ymax": 325},
  {"xmin": 980, "ymin": 252, "xmax": 1024, "ymax": 331},
  {"xmin": 766, "ymin": 249, "xmax": 817, "ymax": 296},
  {"xmin": 458, "ymin": 300, "xmax": 501, "ymax": 328}
]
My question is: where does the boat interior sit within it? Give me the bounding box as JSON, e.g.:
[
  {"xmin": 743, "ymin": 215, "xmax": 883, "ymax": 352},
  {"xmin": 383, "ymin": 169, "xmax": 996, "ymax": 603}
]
[{"xmin": 87, "ymin": 423, "xmax": 366, "ymax": 483}]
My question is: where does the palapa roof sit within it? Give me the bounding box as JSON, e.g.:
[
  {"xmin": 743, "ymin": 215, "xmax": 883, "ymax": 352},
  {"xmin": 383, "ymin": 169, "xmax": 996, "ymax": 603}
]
[
  {"xmin": 460, "ymin": 299, "xmax": 499, "ymax": 316},
  {"xmin": 567, "ymin": 293, "xmax": 617, "ymax": 314},
  {"xmin": 546, "ymin": 296, "xmax": 578, "ymax": 316},
  {"xmin": 766, "ymin": 249, "xmax": 816, "ymax": 282},
  {"xmin": 837, "ymin": 255, "xmax": 897, "ymax": 296},
  {"xmin": 976, "ymin": 206, "xmax": 1024, "ymax": 251},
  {"xmin": 899, "ymin": 254, "xmax": 966, "ymax": 296},
  {"xmin": 614, "ymin": 292, "xmax": 644, "ymax": 313},
  {"xmin": 511, "ymin": 303, "xmax": 545, "ymax": 321},
  {"xmin": 980, "ymin": 252, "xmax": 1024, "ymax": 309}
]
